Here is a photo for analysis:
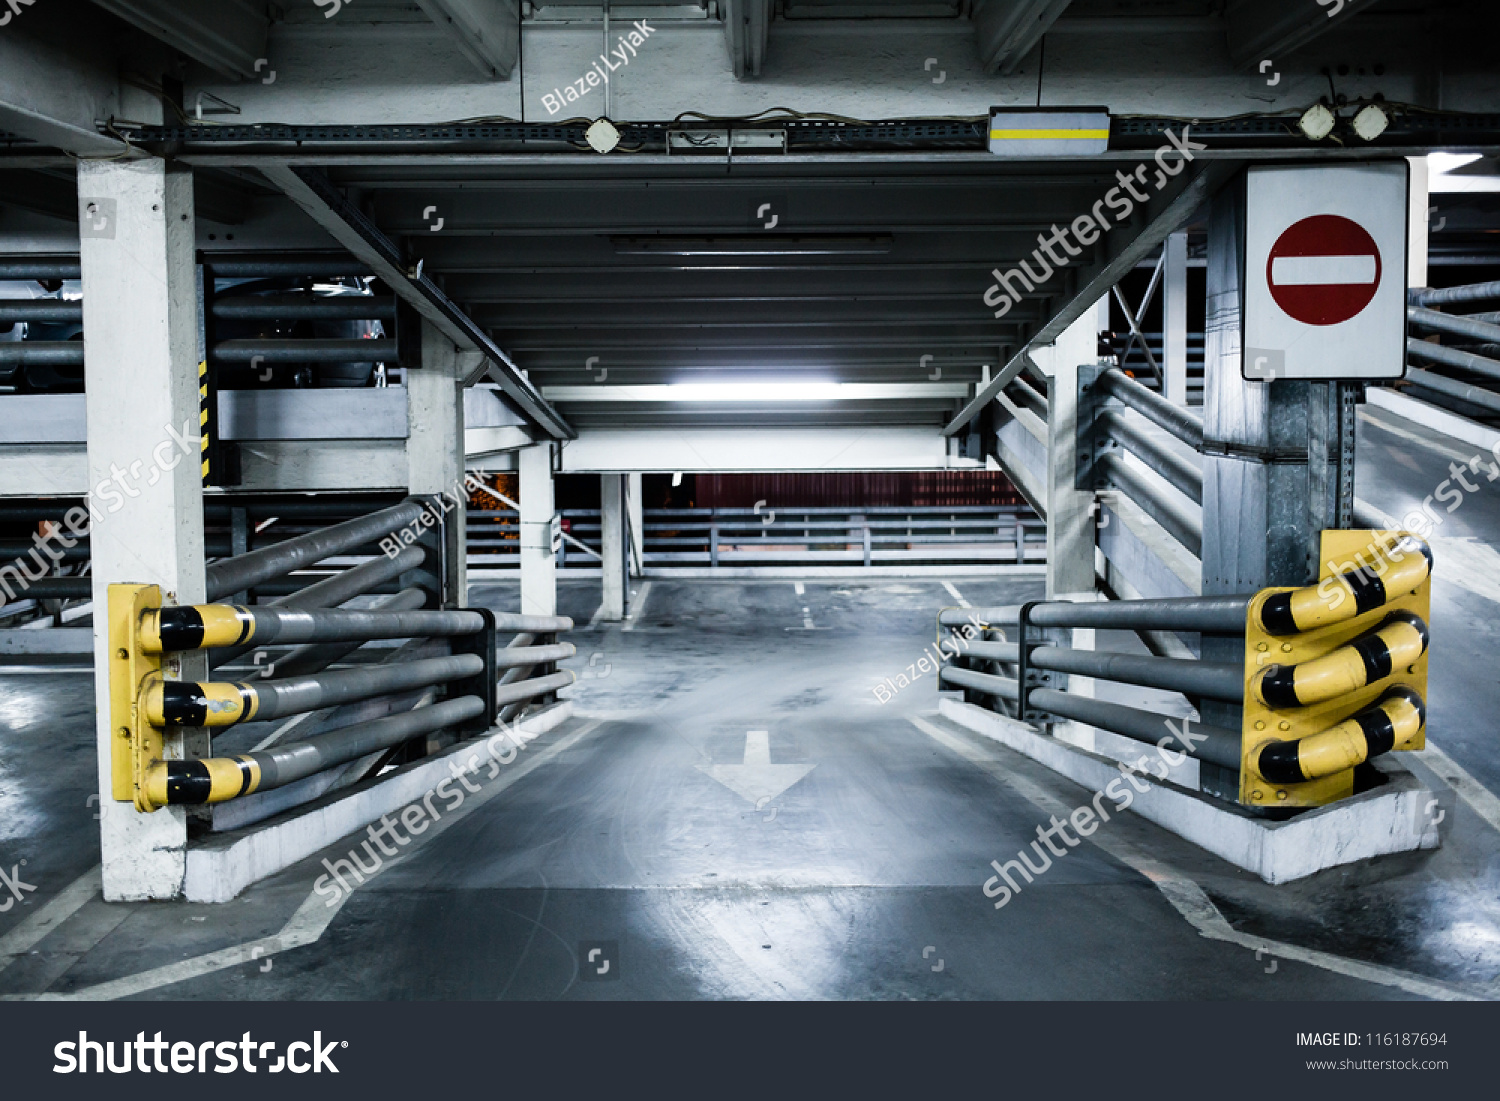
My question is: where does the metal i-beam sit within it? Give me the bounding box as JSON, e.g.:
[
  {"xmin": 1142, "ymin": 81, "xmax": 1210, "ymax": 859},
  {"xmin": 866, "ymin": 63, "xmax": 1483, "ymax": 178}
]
[
  {"xmin": 88, "ymin": 0, "xmax": 271, "ymax": 80},
  {"xmin": 1223, "ymin": 0, "xmax": 1381, "ymax": 71},
  {"xmin": 260, "ymin": 164, "xmax": 573, "ymax": 440},
  {"xmin": 412, "ymin": 0, "xmax": 521, "ymax": 80},
  {"xmin": 723, "ymin": 0, "xmax": 772, "ymax": 78},
  {"xmin": 972, "ymin": 0, "xmax": 1075, "ymax": 75},
  {"xmin": 944, "ymin": 157, "xmax": 1239, "ymax": 437}
]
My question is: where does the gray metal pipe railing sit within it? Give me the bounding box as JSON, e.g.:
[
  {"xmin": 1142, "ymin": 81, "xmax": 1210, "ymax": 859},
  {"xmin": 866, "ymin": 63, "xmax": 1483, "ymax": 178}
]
[
  {"xmin": 270, "ymin": 588, "xmax": 428, "ymax": 680},
  {"xmin": 1029, "ymin": 646, "xmax": 1244, "ymax": 702},
  {"xmin": 496, "ymin": 642, "xmax": 576, "ymax": 668},
  {"xmin": 0, "ymin": 301, "xmax": 82, "ymax": 323},
  {"xmin": 232, "ymin": 653, "xmax": 483, "ymax": 723},
  {"xmin": 942, "ymin": 606, "xmax": 1019, "ymax": 628},
  {"xmin": 158, "ymin": 605, "xmax": 485, "ymax": 650},
  {"xmin": 1412, "ymin": 281, "xmax": 1500, "ymax": 307},
  {"xmin": 244, "ymin": 695, "xmax": 486, "ymax": 794},
  {"xmin": 1404, "ymin": 368, "xmax": 1500, "ymax": 415},
  {"xmin": 964, "ymin": 639, "xmax": 1020, "ymax": 663},
  {"xmin": 940, "ymin": 664, "xmax": 1020, "ymax": 701},
  {"xmin": 1098, "ymin": 408, "xmax": 1204, "ymax": 504},
  {"xmin": 212, "ymin": 296, "xmax": 396, "ymax": 322},
  {"xmin": 1028, "ymin": 689, "xmax": 1241, "ymax": 771},
  {"xmin": 211, "ymin": 338, "xmax": 398, "ymax": 364},
  {"xmin": 1097, "ymin": 367, "xmax": 1204, "ymax": 449},
  {"xmin": 1030, "ymin": 596, "xmax": 1250, "ymax": 633},
  {"xmin": 204, "ymin": 500, "xmax": 427, "ymax": 601},
  {"xmin": 1408, "ymin": 305, "xmax": 1500, "ymax": 346},
  {"xmin": 1406, "ymin": 337, "xmax": 1500, "ymax": 382},
  {"xmin": 0, "ymin": 258, "xmax": 80, "ymax": 280},
  {"xmin": 0, "ymin": 342, "xmax": 84, "ymax": 366},
  {"xmin": 209, "ymin": 546, "xmax": 427, "ymax": 670},
  {"xmin": 1098, "ymin": 451, "xmax": 1203, "ymax": 557},
  {"xmin": 494, "ymin": 669, "xmax": 574, "ymax": 708}
]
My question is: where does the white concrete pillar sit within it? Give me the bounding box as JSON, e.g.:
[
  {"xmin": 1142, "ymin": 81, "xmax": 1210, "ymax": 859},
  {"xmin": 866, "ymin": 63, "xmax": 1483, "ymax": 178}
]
[
  {"xmin": 626, "ymin": 472, "xmax": 644, "ymax": 577},
  {"xmin": 1408, "ymin": 155, "xmax": 1430, "ymax": 290},
  {"xmin": 518, "ymin": 443, "xmax": 557, "ymax": 616},
  {"xmin": 410, "ymin": 320, "xmax": 467, "ymax": 606},
  {"xmin": 80, "ymin": 158, "xmax": 205, "ymax": 901},
  {"xmin": 1162, "ymin": 231, "xmax": 1189, "ymax": 406},
  {"xmin": 600, "ymin": 474, "xmax": 626, "ymax": 621},
  {"xmin": 1035, "ymin": 297, "xmax": 1109, "ymax": 601}
]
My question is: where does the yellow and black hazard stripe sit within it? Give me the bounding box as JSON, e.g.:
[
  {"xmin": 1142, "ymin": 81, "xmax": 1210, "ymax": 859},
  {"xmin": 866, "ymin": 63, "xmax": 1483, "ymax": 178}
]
[
  {"xmin": 1255, "ymin": 687, "xmax": 1426, "ymax": 785},
  {"xmin": 1257, "ymin": 536, "xmax": 1432, "ymax": 636},
  {"xmin": 1251, "ymin": 611, "xmax": 1428, "ymax": 710},
  {"xmin": 199, "ymin": 359, "xmax": 211, "ymax": 485},
  {"xmin": 145, "ymin": 755, "xmax": 263, "ymax": 807},
  {"xmin": 144, "ymin": 679, "xmax": 260, "ymax": 727},
  {"xmin": 141, "ymin": 603, "xmax": 255, "ymax": 653}
]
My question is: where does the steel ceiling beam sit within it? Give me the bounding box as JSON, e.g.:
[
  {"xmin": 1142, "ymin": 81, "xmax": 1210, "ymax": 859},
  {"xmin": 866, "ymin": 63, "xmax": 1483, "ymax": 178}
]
[
  {"xmin": 1223, "ymin": 0, "xmax": 1381, "ymax": 71},
  {"xmin": 972, "ymin": 0, "xmax": 1076, "ymax": 75},
  {"xmin": 412, "ymin": 0, "xmax": 521, "ymax": 80},
  {"xmin": 260, "ymin": 163, "xmax": 573, "ymax": 440},
  {"xmin": 943, "ymin": 157, "xmax": 1241, "ymax": 436},
  {"xmin": 88, "ymin": 0, "xmax": 271, "ymax": 80}
]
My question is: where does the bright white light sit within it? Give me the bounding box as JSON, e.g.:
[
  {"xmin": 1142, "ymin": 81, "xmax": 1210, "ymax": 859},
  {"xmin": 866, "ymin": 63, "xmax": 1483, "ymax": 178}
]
[
  {"xmin": 1428, "ymin": 151, "xmax": 1500, "ymax": 193},
  {"xmin": 664, "ymin": 382, "xmax": 845, "ymax": 402}
]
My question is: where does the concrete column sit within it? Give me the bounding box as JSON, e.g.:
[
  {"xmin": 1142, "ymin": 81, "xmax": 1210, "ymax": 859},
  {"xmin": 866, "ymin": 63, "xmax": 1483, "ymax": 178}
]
[
  {"xmin": 80, "ymin": 158, "xmax": 205, "ymax": 901},
  {"xmin": 518, "ymin": 443, "xmax": 556, "ymax": 616},
  {"xmin": 600, "ymin": 474, "xmax": 626, "ymax": 621},
  {"xmin": 1162, "ymin": 231, "xmax": 1189, "ymax": 406},
  {"xmin": 1037, "ymin": 297, "xmax": 1109, "ymax": 600},
  {"xmin": 410, "ymin": 320, "xmax": 467, "ymax": 606},
  {"xmin": 626, "ymin": 472, "xmax": 644, "ymax": 577}
]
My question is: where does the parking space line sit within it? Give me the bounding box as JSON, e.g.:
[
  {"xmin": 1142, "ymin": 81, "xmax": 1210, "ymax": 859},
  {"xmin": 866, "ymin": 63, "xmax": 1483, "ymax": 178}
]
[
  {"xmin": 941, "ymin": 581, "xmax": 970, "ymax": 607},
  {"xmin": 622, "ymin": 582, "xmax": 652, "ymax": 632}
]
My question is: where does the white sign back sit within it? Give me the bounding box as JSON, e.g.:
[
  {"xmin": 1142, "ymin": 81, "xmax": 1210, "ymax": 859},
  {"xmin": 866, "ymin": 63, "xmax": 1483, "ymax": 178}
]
[{"xmin": 1243, "ymin": 162, "xmax": 1408, "ymax": 381}]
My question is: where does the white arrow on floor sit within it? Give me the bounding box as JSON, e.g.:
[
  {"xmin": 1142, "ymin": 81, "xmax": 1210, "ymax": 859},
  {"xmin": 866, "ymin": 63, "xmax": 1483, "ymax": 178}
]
[{"xmin": 698, "ymin": 730, "xmax": 815, "ymax": 806}]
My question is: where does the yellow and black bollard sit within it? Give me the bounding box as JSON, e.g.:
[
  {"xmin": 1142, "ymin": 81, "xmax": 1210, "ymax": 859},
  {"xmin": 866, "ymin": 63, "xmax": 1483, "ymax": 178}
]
[{"xmin": 1240, "ymin": 530, "xmax": 1431, "ymax": 809}]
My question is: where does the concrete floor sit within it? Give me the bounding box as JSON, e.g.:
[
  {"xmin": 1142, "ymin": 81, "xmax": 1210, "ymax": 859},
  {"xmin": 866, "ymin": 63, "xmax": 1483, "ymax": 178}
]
[
  {"xmin": 0, "ymin": 583, "xmax": 1494, "ymax": 999},
  {"xmin": 0, "ymin": 406, "xmax": 1497, "ymax": 1000}
]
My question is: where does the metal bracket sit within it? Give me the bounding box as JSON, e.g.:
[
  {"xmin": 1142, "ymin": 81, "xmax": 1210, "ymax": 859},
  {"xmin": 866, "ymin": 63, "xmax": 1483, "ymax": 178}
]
[
  {"xmin": 108, "ymin": 583, "xmax": 163, "ymax": 811},
  {"xmin": 1016, "ymin": 601, "xmax": 1066, "ymax": 725},
  {"xmin": 448, "ymin": 608, "xmax": 498, "ymax": 734},
  {"xmin": 1075, "ymin": 363, "xmax": 1115, "ymax": 492}
]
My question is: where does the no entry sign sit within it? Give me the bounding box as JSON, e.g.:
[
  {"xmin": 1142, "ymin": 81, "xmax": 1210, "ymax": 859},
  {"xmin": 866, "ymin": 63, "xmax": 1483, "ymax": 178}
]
[{"xmin": 1243, "ymin": 163, "xmax": 1408, "ymax": 380}]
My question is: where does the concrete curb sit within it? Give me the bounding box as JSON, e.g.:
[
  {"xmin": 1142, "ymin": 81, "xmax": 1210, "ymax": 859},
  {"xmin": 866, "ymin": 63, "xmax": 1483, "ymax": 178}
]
[
  {"xmin": 939, "ymin": 698, "xmax": 1441, "ymax": 884},
  {"xmin": 183, "ymin": 700, "xmax": 574, "ymax": 903}
]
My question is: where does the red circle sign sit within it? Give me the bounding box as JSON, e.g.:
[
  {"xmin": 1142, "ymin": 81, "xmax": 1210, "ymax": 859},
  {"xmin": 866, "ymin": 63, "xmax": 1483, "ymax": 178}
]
[{"xmin": 1266, "ymin": 214, "xmax": 1382, "ymax": 326}]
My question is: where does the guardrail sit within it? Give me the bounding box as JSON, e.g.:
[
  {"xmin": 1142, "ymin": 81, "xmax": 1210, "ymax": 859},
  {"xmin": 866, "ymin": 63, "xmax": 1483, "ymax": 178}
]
[
  {"xmin": 1403, "ymin": 282, "xmax": 1500, "ymax": 417},
  {"xmin": 469, "ymin": 505, "xmax": 1045, "ymax": 571},
  {"xmin": 937, "ymin": 531, "xmax": 1433, "ymax": 809}
]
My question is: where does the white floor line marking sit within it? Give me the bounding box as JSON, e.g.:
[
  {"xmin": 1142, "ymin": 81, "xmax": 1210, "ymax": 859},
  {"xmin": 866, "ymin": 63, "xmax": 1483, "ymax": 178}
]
[
  {"xmin": 802, "ymin": 606, "xmax": 815, "ymax": 630},
  {"xmin": 911, "ymin": 715, "xmax": 1485, "ymax": 1002},
  {"xmin": 587, "ymin": 601, "xmax": 606, "ymax": 629},
  {"xmin": 621, "ymin": 581, "xmax": 652, "ymax": 632},
  {"xmin": 1413, "ymin": 739, "xmax": 1500, "ymax": 838},
  {"xmin": 0, "ymin": 866, "xmax": 101, "ymax": 975},
  {"xmin": 942, "ymin": 581, "xmax": 971, "ymax": 608},
  {"xmin": 7, "ymin": 721, "xmax": 605, "ymax": 1002},
  {"xmin": 793, "ymin": 581, "xmax": 805, "ymax": 596}
]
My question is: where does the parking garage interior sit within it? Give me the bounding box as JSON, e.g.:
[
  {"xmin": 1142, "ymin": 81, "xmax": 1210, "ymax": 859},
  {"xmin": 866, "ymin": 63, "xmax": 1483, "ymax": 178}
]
[{"xmin": 2, "ymin": 2, "xmax": 1500, "ymax": 1072}]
